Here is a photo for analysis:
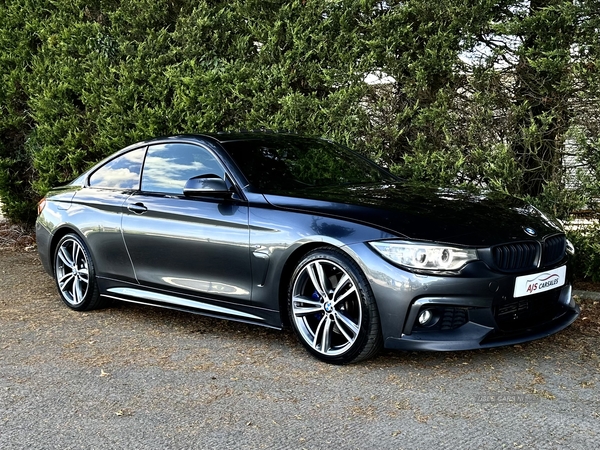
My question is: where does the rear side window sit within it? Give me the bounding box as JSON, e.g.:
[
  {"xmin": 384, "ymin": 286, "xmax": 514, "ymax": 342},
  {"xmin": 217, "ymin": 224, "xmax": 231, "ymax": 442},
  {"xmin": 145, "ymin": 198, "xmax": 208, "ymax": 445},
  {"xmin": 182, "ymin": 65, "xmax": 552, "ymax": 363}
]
[
  {"xmin": 89, "ymin": 147, "xmax": 146, "ymax": 189},
  {"xmin": 141, "ymin": 143, "xmax": 224, "ymax": 195}
]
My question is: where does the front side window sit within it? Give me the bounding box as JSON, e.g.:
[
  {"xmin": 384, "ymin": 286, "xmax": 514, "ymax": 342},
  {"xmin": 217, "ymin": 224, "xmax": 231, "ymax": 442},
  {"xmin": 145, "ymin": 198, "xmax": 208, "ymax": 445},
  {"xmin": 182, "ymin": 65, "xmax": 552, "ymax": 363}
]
[
  {"xmin": 141, "ymin": 143, "xmax": 225, "ymax": 195},
  {"xmin": 88, "ymin": 147, "xmax": 146, "ymax": 189}
]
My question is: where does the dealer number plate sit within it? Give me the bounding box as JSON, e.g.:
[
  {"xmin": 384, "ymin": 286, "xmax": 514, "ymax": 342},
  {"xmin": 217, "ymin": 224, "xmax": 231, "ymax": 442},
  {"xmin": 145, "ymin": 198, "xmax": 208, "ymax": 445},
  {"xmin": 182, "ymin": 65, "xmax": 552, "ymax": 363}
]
[{"xmin": 513, "ymin": 265, "xmax": 566, "ymax": 298}]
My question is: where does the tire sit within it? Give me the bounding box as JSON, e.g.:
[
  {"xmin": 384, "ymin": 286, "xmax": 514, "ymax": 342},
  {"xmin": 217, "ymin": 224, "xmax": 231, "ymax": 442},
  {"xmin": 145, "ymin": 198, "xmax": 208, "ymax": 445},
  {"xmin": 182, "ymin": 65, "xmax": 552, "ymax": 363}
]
[
  {"xmin": 288, "ymin": 248, "xmax": 382, "ymax": 364},
  {"xmin": 53, "ymin": 233, "xmax": 105, "ymax": 311}
]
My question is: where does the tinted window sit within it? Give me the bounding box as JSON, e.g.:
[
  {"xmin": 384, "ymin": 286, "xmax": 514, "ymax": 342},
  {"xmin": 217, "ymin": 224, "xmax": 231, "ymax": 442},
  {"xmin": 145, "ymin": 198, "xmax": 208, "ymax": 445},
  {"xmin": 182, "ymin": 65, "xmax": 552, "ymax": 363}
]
[
  {"xmin": 141, "ymin": 143, "xmax": 224, "ymax": 195},
  {"xmin": 223, "ymin": 137, "xmax": 395, "ymax": 192},
  {"xmin": 89, "ymin": 147, "xmax": 146, "ymax": 189}
]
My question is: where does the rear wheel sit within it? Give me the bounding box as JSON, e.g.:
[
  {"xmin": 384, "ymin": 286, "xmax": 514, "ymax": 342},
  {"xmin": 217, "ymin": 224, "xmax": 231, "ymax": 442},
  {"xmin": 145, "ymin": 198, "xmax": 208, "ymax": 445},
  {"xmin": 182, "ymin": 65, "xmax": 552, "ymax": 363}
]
[
  {"xmin": 288, "ymin": 248, "xmax": 382, "ymax": 364},
  {"xmin": 54, "ymin": 233, "xmax": 105, "ymax": 311}
]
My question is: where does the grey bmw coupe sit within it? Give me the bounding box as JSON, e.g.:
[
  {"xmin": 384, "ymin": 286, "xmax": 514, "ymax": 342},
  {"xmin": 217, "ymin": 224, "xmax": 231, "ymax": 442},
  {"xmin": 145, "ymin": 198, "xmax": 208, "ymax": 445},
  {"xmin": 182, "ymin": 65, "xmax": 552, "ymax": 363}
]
[{"xmin": 36, "ymin": 132, "xmax": 579, "ymax": 364}]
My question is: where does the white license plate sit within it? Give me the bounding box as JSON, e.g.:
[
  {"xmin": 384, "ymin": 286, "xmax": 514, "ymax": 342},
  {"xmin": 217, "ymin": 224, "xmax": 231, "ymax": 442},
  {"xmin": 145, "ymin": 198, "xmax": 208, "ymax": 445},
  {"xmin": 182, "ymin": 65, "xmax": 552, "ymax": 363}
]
[{"xmin": 513, "ymin": 265, "xmax": 567, "ymax": 298}]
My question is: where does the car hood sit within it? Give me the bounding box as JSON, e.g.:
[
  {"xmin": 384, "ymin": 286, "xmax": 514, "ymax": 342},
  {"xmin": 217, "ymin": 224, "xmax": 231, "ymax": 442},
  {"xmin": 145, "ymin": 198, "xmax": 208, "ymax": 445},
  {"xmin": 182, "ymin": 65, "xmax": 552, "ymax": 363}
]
[{"xmin": 262, "ymin": 183, "xmax": 563, "ymax": 246}]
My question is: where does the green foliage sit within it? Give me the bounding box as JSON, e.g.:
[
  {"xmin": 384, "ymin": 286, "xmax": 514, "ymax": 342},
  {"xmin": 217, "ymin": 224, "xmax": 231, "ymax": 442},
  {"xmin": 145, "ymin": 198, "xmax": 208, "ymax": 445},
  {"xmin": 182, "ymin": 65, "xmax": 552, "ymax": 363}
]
[
  {"xmin": 0, "ymin": 0, "xmax": 598, "ymax": 279},
  {"xmin": 568, "ymin": 229, "xmax": 600, "ymax": 282}
]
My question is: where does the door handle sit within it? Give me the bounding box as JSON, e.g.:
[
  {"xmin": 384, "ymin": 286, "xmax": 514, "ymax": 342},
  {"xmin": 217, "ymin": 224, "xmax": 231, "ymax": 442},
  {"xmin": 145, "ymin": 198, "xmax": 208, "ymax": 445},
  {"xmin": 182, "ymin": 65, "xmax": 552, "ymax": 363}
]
[{"xmin": 128, "ymin": 202, "xmax": 148, "ymax": 214}]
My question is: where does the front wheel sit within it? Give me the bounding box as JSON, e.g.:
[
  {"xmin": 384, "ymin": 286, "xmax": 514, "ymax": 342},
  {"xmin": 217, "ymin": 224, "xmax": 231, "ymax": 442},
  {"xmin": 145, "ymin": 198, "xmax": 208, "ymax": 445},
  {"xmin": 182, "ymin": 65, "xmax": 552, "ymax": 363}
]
[
  {"xmin": 54, "ymin": 233, "xmax": 105, "ymax": 311},
  {"xmin": 288, "ymin": 248, "xmax": 382, "ymax": 364}
]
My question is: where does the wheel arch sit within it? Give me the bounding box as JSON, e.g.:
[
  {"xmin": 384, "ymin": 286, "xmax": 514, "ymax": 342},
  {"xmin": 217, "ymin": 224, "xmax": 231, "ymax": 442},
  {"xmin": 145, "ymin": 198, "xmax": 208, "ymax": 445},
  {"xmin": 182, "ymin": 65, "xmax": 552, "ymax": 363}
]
[{"xmin": 48, "ymin": 226, "xmax": 90, "ymax": 273}]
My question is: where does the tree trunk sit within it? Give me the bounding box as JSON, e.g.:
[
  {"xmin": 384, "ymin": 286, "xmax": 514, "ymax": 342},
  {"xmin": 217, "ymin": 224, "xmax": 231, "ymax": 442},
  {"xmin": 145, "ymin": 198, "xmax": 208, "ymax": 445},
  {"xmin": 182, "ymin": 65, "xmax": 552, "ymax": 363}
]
[{"xmin": 512, "ymin": 0, "xmax": 573, "ymax": 197}]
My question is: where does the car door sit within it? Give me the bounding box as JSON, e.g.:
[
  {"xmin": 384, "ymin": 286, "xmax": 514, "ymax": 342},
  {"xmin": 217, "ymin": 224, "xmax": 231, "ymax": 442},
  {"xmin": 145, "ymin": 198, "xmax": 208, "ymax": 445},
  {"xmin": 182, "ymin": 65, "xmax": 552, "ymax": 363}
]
[
  {"xmin": 121, "ymin": 142, "xmax": 252, "ymax": 305},
  {"xmin": 73, "ymin": 146, "xmax": 147, "ymax": 283}
]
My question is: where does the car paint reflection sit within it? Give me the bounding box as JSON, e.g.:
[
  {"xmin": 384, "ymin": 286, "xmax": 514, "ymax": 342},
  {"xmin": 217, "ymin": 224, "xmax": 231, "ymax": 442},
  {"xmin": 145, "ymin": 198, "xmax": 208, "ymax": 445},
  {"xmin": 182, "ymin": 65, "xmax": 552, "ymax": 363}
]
[{"xmin": 162, "ymin": 276, "xmax": 250, "ymax": 296}]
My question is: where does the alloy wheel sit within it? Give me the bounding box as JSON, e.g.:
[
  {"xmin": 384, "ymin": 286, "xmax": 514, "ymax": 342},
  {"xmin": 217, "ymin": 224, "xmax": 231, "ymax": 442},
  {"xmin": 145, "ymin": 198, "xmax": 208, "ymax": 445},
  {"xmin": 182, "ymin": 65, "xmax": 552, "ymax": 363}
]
[
  {"xmin": 291, "ymin": 259, "xmax": 363, "ymax": 356},
  {"xmin": 55, "ymin": 237, "xmax": 90, "ymax": 306}
]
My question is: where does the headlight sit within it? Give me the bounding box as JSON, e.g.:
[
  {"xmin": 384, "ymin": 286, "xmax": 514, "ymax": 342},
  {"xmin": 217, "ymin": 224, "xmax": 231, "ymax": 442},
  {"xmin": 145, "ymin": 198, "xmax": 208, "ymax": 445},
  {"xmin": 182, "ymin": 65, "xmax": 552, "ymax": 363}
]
[
  {"xmin": 369, "ymin": 241, "xmax": 478, "ymax": 272},
  {"xmin": 566, "ymin": 239, "xmax": 575, "ymax": 256}
]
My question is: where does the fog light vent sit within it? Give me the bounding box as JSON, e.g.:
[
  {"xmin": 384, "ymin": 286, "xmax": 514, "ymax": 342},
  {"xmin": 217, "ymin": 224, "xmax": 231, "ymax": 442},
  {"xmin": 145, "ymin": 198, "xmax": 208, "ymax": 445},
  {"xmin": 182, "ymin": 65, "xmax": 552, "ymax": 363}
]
[
  {"xmin": 440, "ymin": 307, "xmax": 468, "ymax": 330},
  {"xmin": 413, "ymin": 306, "xmax": 468, "ymax": 331}
]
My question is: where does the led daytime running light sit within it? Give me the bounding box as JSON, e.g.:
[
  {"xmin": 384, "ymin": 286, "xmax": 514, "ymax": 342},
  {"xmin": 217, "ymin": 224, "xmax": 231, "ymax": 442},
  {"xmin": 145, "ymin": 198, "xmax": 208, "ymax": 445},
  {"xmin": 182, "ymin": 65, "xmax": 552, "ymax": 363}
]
[{"xmin": 370, "ymin": 241, "xmax": 478, "ymax": 271}]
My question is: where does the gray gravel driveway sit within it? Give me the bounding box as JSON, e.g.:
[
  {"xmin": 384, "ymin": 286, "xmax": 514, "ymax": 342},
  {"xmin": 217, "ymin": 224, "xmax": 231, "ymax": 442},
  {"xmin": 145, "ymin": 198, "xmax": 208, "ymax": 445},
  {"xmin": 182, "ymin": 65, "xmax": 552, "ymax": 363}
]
[{"xmin": 1, "ymin": 250, "xmax": 599, "ymax": 449}]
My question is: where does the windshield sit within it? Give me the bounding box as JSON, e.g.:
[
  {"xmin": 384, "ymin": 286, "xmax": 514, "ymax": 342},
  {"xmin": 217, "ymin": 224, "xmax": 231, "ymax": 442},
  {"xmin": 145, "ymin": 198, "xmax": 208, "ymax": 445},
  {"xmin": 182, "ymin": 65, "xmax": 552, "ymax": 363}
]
[{"xmin": 222, "ymin": 136, "xmax": 396, "ymax": 193}]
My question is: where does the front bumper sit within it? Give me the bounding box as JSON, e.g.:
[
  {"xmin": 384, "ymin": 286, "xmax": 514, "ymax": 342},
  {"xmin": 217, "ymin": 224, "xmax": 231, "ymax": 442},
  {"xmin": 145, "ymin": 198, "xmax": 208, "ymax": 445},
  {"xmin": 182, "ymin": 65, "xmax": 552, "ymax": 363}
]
[
  {"xmin": 384, "ymin": 284, "xmax": 579, "ymax": 351},
  {"xmin": 345, "ymin": 243, "xmax": 580, "ymax": 352}
]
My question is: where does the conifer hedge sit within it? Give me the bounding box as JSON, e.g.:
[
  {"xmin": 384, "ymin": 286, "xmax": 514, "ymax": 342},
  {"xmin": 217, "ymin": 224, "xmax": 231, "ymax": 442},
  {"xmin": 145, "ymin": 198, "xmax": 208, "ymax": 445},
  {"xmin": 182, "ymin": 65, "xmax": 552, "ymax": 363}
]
[{"xmin": 1, "ymin": 0, "xmax": 599, "ymax": 278}]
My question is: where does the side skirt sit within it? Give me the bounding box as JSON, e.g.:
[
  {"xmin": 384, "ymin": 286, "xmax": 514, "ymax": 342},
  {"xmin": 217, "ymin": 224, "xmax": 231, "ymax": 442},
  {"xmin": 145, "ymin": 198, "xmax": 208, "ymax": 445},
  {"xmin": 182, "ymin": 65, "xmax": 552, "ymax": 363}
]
[{"xmin": 98, "ymin": 278, "xmax": 283, "ymax": 330}]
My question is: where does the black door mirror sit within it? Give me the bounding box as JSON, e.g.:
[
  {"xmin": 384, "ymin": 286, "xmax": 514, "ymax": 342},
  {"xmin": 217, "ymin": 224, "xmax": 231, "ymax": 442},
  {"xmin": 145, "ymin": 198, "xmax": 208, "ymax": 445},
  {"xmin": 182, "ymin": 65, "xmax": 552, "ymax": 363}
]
[{"xmin": 183, "ymin": 174, "xmax": 231, "ymax": 198}]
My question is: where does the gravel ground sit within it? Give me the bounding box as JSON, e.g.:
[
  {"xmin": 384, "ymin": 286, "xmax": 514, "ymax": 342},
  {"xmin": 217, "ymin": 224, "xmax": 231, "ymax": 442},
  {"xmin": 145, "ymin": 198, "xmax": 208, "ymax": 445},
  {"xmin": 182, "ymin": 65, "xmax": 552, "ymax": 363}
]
[{"xmin": 1, "ymin": 249, "xmax": 599, "ymax": 449}]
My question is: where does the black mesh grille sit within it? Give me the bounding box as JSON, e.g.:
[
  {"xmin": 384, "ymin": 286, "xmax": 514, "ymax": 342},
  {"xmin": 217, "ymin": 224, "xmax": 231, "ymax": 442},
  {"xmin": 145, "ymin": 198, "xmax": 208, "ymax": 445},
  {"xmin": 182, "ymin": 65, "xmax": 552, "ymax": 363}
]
[
  {"xmin": 492, "ymin": 242, "xmax": 539, "ymax": 272},
  {"xmin": 543, "ymin": 234, "xmax": 566, "ymax": 267},
  {"xmin": 493, "ymin": 289, "xmax": 564, "ymax": 332}
]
